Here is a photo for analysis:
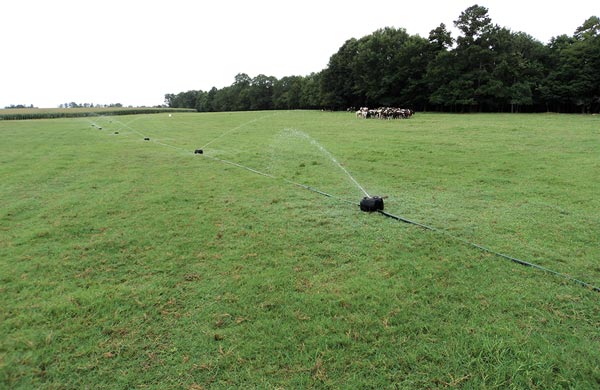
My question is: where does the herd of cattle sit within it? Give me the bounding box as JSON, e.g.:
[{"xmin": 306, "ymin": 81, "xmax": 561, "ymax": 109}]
[{"xmin": 354, "ymin": 107, "xmax": 414, "ymax": 120}]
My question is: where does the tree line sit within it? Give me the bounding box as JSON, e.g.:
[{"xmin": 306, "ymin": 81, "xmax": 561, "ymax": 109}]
[
  {"xmin": 166, "ymin": 5, "xmax": 600, "ymax": 113},
  {"xmin": 58, "ymin": 102, "xmax": 125, "ymax": 109},
  {"xmin": 165, "ymin": 72, "xmax": 323, "ymax": 113},
  {"xmin": 4, "ymin": 104, "xmax": 36, "ymax": 109}
]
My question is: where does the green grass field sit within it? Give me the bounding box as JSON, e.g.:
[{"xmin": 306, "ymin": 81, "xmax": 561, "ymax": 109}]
[{"xmin": 1, "ymin": 111, "xmax": 599, "ymax": 389}]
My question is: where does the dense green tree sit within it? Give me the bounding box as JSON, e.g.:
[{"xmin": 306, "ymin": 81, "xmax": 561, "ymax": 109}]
[
  {"xmin": 273, "ymin": 76, "xmax": 304, "ymax": 109},
  {"xmin": 425, "ymin": 24, "xmax": 458, "ymax": 111},
  {"xmin": 571, "ymin": 17, "xmax": 600, "ymax": 112},
  {"xmin": 429, "ymin": 23, "xmax": 453, "ymax": 51},
  {"xmin": 206, "ymin": 87, "xmax": 217, "ymax": 112},
  {"xmin": 166, "ymin": 6, "xmax": 599, "ymax": 114},
  {"xmin": 247, "ymin": 74, "xmax": 276, "ymax": 110},
  {"xmin": 353, "ymin": 28, "xmax": 424, "ymax": 107},
  {"xmin": 352, "ymin": 28, "xmax": 411, "ymax": 106},
  {"xmin": 320, "ymin": 38, "xmax": 360, "ymax": 109},
  {"xmin": 397, "ymin": 34, "xmax": 433, "ymax": 109},
  {"xmin": 230, "ymin": 73, "xmax": 252, "ymax": 111},
  {"xmin": 500, "ymin": 32, "xmax": 547, "ymax": 112},
  {"xmin": 302, "ymin": 72, "xmax": 322, "ymax": 109},
  {"xmin": 454, "ymin": 4, "xmax": 492, "ymax": 42},
  {"xmin": 164, "ymin": 90, "xmax": 203, "ymax": 109},
  {"xmin": 451, "ymin": 4, "xmax": 497, "ymax": 111},
  {"xmin": 194, "ymin": 91, "xmax": 209, "ymax": 112}
]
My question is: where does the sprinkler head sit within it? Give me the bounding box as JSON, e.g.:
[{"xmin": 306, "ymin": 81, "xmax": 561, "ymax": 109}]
[{"xmin": 360, "ymin": 196, "xmax": 384, "ymax": 212}]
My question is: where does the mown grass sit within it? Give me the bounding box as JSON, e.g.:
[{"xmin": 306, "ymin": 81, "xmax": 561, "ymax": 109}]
[{"xmin": 1, "ymin": 111, "xmax": 599, "ymax": 389}]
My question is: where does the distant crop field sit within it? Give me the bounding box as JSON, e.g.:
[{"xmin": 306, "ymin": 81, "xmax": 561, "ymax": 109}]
[
  {"xmin": 0, "ymin": 107, "xmax": 195, "ymax": 120},
  {"xmin": 1, "ymin": 111, "xmax": 599, "ymax": 388}
]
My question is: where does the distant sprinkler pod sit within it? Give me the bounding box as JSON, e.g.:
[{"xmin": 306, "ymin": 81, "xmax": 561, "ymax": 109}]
[
  {"xmin": 144, "ymin": 137, "xmax": 150, "ymax": 141},
  {"xmin": 194, "ymin": 149, "xmax": 203, "ymax": 154}
]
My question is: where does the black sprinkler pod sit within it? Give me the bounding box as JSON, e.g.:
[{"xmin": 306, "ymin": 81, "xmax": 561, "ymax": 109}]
[
  {"xmin": 194, "ymin": 149, "xmax": 203, "ymax": 154},
  {"xmin": 360, "ymin": 196, "xmax": 384, "ymax": 212},
  {"xmin": 144, "ymin": 137, "xmax": 150, "ymax": 141}
]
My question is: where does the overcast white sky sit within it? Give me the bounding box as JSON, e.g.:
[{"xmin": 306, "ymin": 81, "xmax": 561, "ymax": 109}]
[{"xmin": 1, "ymin": 0, "xmax": 598, "ymax": 108}]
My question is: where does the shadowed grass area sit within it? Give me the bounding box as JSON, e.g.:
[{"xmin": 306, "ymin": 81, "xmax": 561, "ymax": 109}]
[{"xmin": 1, "ymin": 111, "xmax": 599, "ymax": 388}]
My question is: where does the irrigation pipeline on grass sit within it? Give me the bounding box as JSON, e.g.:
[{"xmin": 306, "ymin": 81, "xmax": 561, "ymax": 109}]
[
  {"xmin": 375, "ymin": 209, "xmax": 600, "ymax": 293},
  {"xmin": 87, "ymin": 115, "xmax": 358, "ymax": 206},
  {"xmin": 89, "ymin": 114, "xmax": 600, "ymax": 294}
]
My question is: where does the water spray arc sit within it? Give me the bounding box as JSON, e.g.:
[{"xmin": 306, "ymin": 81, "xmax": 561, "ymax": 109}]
[
  {"xmin": 201, "ymin": 112, "xmax": 280, "ymax": 149},
  {"xmin": 281, "ymin": 128, "xmax": 371, "ymax": 198}
]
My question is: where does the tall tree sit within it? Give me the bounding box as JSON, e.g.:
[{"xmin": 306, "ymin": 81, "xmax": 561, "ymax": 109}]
[
  {"xmin": 452, "ymin": 4, "xmax": 496, "ymax": 111},
  {"xmin": 302, "ymin": 72, "xmax": 322, "ymax": 109},
  {"xmin": 352, "ymin": 28, "xmax": 415, "ymax": 107},
  {"xmin": 248, "ymin": 74, "xmax": 276, "ymax": 110},
  {"xmin": 454, "ymin": 4, "xmax": 492, "ymax": 43},
  {"xmin": 425, "ymin": 24, "xmax": 458, "ymax": 111},
  {"xmin": 320, "ymin": 38, "xmax": 360, "ymax": 109},
  {"xmin": 273, "ymin": 76, "xmax": 303, "ymax": 109},
  {"xmin": 231, "ymin": 73, "xmax": 252, "ymax": 110},
  {"xmin": 572, "ymin": 16, "xmax": 600, "ymax": 112},
  {"xmin": 428, "ymin": 23, "xmax": 453, "ymax": 51}
]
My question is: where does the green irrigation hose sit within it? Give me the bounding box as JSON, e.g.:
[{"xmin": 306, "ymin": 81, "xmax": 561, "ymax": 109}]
[{"xmin": 377, "ymin": 209, "xmax": 600, "ymax": 293}]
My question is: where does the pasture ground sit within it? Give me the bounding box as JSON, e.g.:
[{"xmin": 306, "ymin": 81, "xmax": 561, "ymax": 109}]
[{"xmin": 1, "ymin": 111, "xmax": 599, "ymax": 388}]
